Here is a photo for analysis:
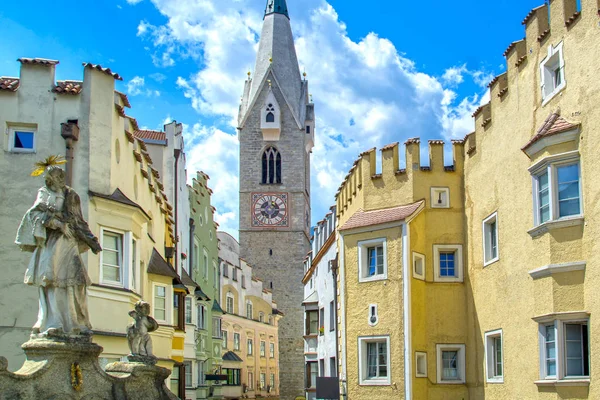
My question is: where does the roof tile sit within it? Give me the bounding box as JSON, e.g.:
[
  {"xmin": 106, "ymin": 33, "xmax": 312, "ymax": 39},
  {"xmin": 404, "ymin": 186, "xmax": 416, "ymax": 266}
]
[
  {"xmin": 134, "ymin": 129, "xmax": 167, "ymax": 142},
  {"xmin": 18, "ymin": 58, "xmax": 59, "ymax": 66},
  {"xmin": 53, "ymin": 80, "xmax": 83, "ymax": 95},
  {"xmin": 339, "ymin": 200, "xmax": 424, "ymax": 231},
  {"xmin": 522, "ymin": 111, "xmax": 580, "ymax": 152},
  {"xmin": 82, "ymin": 62, "xmax": 123, "ymax": 81},
  {"xmin": 0, "ymin": 77, "xmax": 19, "ymax": 92}
]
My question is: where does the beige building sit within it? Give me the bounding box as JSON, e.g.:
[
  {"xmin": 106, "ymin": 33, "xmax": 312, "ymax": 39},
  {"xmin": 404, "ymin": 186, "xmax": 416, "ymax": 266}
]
[
  {"xmin": 333, "ymin": 0, "xmax": 600, "ymax": 399},
  {"xmin": 218, "ymin": 231, "xmax": 282, "ymax": 399},
  {"xmin": 0, "ymin": 60, "xmax": 185, "ymax": 384}
]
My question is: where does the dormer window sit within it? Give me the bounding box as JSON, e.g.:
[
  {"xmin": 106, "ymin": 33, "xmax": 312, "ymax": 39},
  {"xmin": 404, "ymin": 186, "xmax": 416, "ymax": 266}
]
[
  {"xmin": 266, "ymin": 104, "xmax": 275, "ymax": 123},
  {"xmin": 261, "ymin": 90, "xmax": 281, "ymax": 140},
  {"xmin": 540, "ymin": 42, "xmax": 566, "ymax": 105}
]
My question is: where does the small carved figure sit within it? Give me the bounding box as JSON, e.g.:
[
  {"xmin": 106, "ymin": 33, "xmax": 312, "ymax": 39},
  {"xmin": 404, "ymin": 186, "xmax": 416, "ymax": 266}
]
[
  {"xmin": 127, "ymin": 301, "xmax": 159, "ymax": 357},
  {"xmin": 15, "ymin": 157, "xmax": 101, "ymax": 338}
]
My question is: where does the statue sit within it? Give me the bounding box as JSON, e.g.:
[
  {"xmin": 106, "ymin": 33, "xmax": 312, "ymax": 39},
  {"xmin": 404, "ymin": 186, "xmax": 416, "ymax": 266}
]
[
  {"xmin": 127, "ymin": 301, "xmax": 159, "ymax": 363},
  {"xmin": 15, "ymin": 156, "xmax": 101, "ymax": 338}
]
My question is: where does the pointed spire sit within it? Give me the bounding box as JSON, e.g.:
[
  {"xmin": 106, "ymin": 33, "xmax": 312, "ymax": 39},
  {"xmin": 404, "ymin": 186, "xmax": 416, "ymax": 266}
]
[{"xmin": 265, "ymin": 0, "xmax": 289, "ymax": 19}]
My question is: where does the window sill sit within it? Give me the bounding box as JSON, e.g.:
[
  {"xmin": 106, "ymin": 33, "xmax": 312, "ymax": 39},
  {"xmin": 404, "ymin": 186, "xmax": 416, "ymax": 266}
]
[
  {"xmin": 358, "ymin": 275, "xmax": 387, "ymax": 284},
  {"xmin": 528, "ymin": 215, "xmax": 584, "ymax": 238},
  {"xmin": 359, "ymin": 379, "xmax": 391, "ymax": 386},
  {"xmin": 486, "ymin": 377, "xmax": 504, "ymax": 384},
  {"xmin": 535, "ymin": 379, "xmax": 589, "ymax": 387},
  {"xmin": 541, "ymin": 83, "xmax": 566, "ymax": 107},
  {"xmin": 483, "ymin": 257, "xmax": 499, "ymax": 268},
  {"xmin": 438, "ymin": 379, "xmax": 466, "ymax": 385},
  {"xmin": 433, "ymin": 277, "xmax": 464, "ymax": 283}
]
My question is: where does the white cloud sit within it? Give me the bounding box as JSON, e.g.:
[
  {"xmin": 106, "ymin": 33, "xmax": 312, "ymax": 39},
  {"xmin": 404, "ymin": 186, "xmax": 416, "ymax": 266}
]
[
  {"xmin": 127, "ymin": 76, "xmax": 160, "ymax": 97},
  {"xmin": 133, "ymin": 0, "xmax": 493, "ymax": 235},
  {"xmin": 126, "ymin": 0, "xmax": 143, "ymax": 4},
  {"xmin": 149, "ymin": 72, "xmax": 167, "ymax": 83}
]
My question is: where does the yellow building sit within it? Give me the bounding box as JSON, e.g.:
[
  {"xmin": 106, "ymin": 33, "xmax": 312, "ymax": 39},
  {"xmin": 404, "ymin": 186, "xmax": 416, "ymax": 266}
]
[
  {"xmin": 335, "ymin": 0, "xmax": 600, "ymax": 398},
  {"xmin": 0, "ymin": 60, "xmax": 186, "ymax": 392}
]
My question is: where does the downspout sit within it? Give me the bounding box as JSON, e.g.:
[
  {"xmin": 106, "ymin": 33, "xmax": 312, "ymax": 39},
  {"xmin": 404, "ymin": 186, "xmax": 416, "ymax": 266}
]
[
  {"xmin": 338, "ymin": 232, "xmax": 347, "ymax": 399},
  {"xmin": 60, "ymin": 121, "xmax": 80, "ymax": 186},
  {"xmin": 402, "ymin": 222, "xmax": 412, "ymax": 400}
]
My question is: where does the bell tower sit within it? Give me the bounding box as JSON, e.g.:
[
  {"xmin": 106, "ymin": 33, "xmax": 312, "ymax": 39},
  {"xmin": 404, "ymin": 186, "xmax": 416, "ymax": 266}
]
[{"xmin": 237, "ymin": 0, "xmax": 314, "ymax": 398}]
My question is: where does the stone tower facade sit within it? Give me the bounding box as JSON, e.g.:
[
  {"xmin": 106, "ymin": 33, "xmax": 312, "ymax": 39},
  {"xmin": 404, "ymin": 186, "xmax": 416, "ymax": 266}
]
[{"xmin": 237, "ymin": 1, "xmax": 314, "ymax": 398}]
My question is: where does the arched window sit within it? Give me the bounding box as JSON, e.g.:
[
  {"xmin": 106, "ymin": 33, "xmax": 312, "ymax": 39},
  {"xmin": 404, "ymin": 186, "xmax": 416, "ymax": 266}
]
[
  {"xmin": 266, "ymin": 103, "xmax": 275, "ymax": 123},
  {"xmin": 262, "ymin": 147, "xmax": 282, "ymax": 184}
]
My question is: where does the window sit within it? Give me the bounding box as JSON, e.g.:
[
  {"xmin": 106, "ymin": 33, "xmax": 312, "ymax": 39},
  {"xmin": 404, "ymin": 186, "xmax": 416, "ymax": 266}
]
[
  {"xmin": 330, "ymin": 357, "xmax": 337, "ymax": 377},
  {"xmin": 170, "ymin": 364, "xmax": 179, "ymax": 394},
  {"xmin": 223, "ymin": 263, "xmax": 229, "ymax": 277},
  {"xmin": 532, "ymin": 157, "xmax": 582, "ymax": 227},
  {"xmin": 431, "ymin": 187, "xmax": 450, "ymax": 208},
  {"xmin": 260, "ymin": 341, "xmax": 266, "ymax": 357},
  {"xmin": 538, "ymin": 319, "xmax": 589, "ymax": 381},
  {"xmin": 184, "ymin": 361, "xmax": 193, "ymax": 388},
  {"xmin": 234, "ymin": 333, "xmax": 240, "ymax": 351},
  {"xmin": 223, "ymin": 368, "xmax": 241, "ymax": 386},
  {"xmin": 154, "ymin": 285, "xmax": 167, "ymax": 321},
  {"xmin": 358, "ymin": 238, "xmax": 387, "ymax": 282},
  {"xmin": 306, "ymin": 310, "xmax": 319, "ymax": 335},
  {"xmin": 319, "ymin": 308, "xmax": 325, "ymax": 334},
  {"xmin": 248, "ymin": 338, "xmax": 253, "ymax": 355},
  {"xmin": 197, "ymin": 305, "xmax": 206, "ymax": 330},
  {"xmin": 540, "ymin": 42, "xmax": 566, "ymax": 104},
  {"xmin": 131, "ymin": 238, "xmax": 138, "ymax": 291},
  {"xmin": 102, "ymin": 231, "xmax": 123, "ymax": 284},
  {"xmin": 368, "ymin": 304, "xmax": 378, "ymax": 327},
  {"xmin": 233, "ymin": 267, "xmax": 238, "ymax": 281},
  {"xmin": 248, "ymin": 372, "xmax": 254, "ymax": 390},
  {"xmin": 246, "ymin": 301, "xmax": 253, "ymax": 320},
  {"xmin": 226, "ymin": 292, "xmax": 234, "ymax": 314},
  {"xmin": 269, "ymin": 315, "xmax": 273, "ymax": 325},
  {"xmin": 198, "ymin": 360, "xmax": 206, "ymax": 386},
  {"xmin": 259, "ymin": 312, "xmax": 264, "ymax": 323},
  {"xmin": 319, "ymin": 359, "xmax": 325, "ymax": 377},
  {"xmin": 306, "ymin": 362, "xmax": 317, "ymax": 388},
  {"xmin": 436, "ymin": 344, "xmax": 466, "ymax": 384},
  {"xmin": 358, "ymin": 336, "xmax": 390, "ymax": 385},
  {"xmin": 330, "ymin": 301, "xmax": 335, "ymax": 331},
  {"xmin": 203, "ymin": 252, "xmax": 208, "ymax": 279},
  {"xmin": 222, "ymin": 331, "xmax": 228, "ymax": 349},
  {"xmin": 194, "ymin": 243, "xmax": 200, "ymax": 272},
  {"xmin": 433, "ymin": 245, "xmax": 463, "ymax": 283},
  {"xmin": 485, "ymin": 329, "xmax": 503, "ymax": 383},
  {"xmin": 262, "ymin": 147, "xmax": 282, "ymax": 184},
  {"xmin": 8, "ymin": 126, "xmax": 36, "ymax": 153},
  {"xmin": 185, "ymin": 298, "xmax": 193, "ymax": 324},
  {"xmin": 242, "ymin": 275, "xmax": 246, "ymax": 288},
  {"xmin": 415, "ymin": 352, "xmax": 427, "ymax": 378},
  {"xmin": 213, "ymin": 261, "xmax": 218, "ymax": 288},
  {"xmin": 270, "ymin": 342, "xmax": 275, "ymax": 358},
  {"xmin": 212, "ymin": 317, "xmax": 222, "ymax": 338},
  {"xmin": 260, "ymin": 372, "xmax": 266, "ymax": 390},
  {"xmin": 413, "ymin": 252, "xmax": 425, "ymax": 280},
  {"xmin": 266, "ymin": 103, "xmax": 275, "ymax": 123},
  {"xmin": 482, "ymin": 212, "xmax": 499, "ymax": 266},
  {"xmin": 270, "ymin": 373, "xmax": 275, "ymax": 388}
]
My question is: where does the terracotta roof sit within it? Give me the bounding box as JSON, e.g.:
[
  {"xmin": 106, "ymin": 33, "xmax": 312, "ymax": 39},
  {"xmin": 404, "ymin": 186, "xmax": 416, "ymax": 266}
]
[
  {"xmin": 429, "ymin": 140, "xmax": 444, "ymax": 145},
  {"xmin": 381, "ymin": 142, "xmax": 399, "ymax": 151},
  {"xmin": 503, "ymin": 40, "xmax": 521, "ymax": 57},
  {"xmin": 472, "ymin": 104, "xmax": 486, "ymax": 118},
  {"xmin": 134, "ymin": 129, "xmax": 166, "ymax": 142},
  {"xmin": 82, "ymin": 63, "xmax": 123, "ymax": 81},
  {"xmin": 359, "ymin": 147, "xmax": 376, "ymax": 157},
  {"xmin": 405, "ymin": 137, "xmax": 420, "ymax": 145},
  {"xmin": 451, "ymin": 138, "xmax": 466, "ymax": 145},
  {"xmin": 53, "ymin": 80, "xmax": 82, "ymax": 95},
  {"xmin": 18, "ymin": 58, "xmax": 59, "ymax": 66},
  {"xmin": 522, "ymin": 111, "xmax": 580, "ymax": 152},
  {"xmin": 339, "ymin": 200, "xmax": 424, "ymax": 231},
  {"xmin": 0, "ymin": 77, "xmax": 19, "ymax": 92},
  {"xmin": 522, "ymin": 5, "xmax": 545, "ymax": 25},
  {"xmin": 115, "ymin": 91, "xmax": 131, "ymax": 108}
]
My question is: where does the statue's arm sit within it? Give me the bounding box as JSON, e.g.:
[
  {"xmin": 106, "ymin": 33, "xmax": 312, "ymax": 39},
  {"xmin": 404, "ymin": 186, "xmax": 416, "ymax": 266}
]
[{"xmin": 66, "ymin": 189, "xmax": 102, "ymax": 254}]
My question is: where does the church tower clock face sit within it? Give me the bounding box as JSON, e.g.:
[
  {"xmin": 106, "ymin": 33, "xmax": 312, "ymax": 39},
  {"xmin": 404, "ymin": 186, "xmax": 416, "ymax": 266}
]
[{"xmin": 252, "ymin": 193, "xmax": 289, "ymax": 227}]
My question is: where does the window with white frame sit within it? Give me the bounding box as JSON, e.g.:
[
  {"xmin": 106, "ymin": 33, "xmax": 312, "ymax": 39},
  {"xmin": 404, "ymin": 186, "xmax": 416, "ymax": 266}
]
[
  {"xmin": 415, "ymin": 352, "xmax": 427, "ymax": 378},
  {"xmin": 330, "ymin": 301, "xmax": 335, "ymax": 331},
  {"xmin": 358, "ymin": 336, "xmax": 391, "ymax": 385},
  {"xmin": 101, "ymin": 231, "xmax": 123, "ymax": 285},
  {"xmin": 532, "ymin": 156, "xmax": 582, "ymax": 226},
  {"xmin": 223, "ymin": 262, "xmax": 229, "ymax": 277},
  {"xmin": 433, "ymin": 245, "xmax": 463, "ymax": 283},
  {"xmin": 413, "ymin": 252, "xmax": 425, "ymax": 280},
  {"xmin": 193, "ymin": 243, "xmax": 200, "ymax": 272},
  {"xmin": 248, "ymin": 338, "xmax": 253, "ymax": 355},
  {"xmin": 198, "ymin": 360, "xmax": 206, "ymax": 386},
  {"xmin": 483, "ymin": 212, "xmax": 499, "ymax": 266},
  {"xmin": 8, "ymin": 126, "xmax": 36, "ymax": 153},
  {"xmin": 203, "ymin": 251, "xmax": 209, "ymax": 279},
  {"xmin": 246, "ymin": 301, "xmax": 253, "ymax": 320},
  {"xmin": 540, "ymin": 42, "xmax": 566, "ymax": 104},
  {"xmin": 270, "ymin": 373, "xmax": 275, "ymax": 388},
  {"xmin": 213, "ymin": 261, "xmax": 218, "ymax": 288},
  {"xmin": 212, "ymin": 317, "xmax": 222, "ymax": 338},
  {"xmin": 485, "ymin": 329, "xmax": 503, "ymax": 383},
  {"xmin": 260, "ymin": 372, "xmax": 266, "ymax": 390},
  {"xmin": 431, "ymin": 187, "xmax": 450, "ymax": 208},
  {"xmin": 248, "ymin": 372, "xmax": 254, "ymax": 389},
  {"xmin": 154, "ymin": 285, "xmax": 167, "ymax": 322},
  {"xmin": 260, "ymin": 341, "xmax": 266, "ymax": 357},
  {"xmin": 270, "ymin": 342, "xmax": 275, "ymax": 358},
  {"xmin": 197, "ymin": 304, "xmax": 206, "ymax": 330},
  {"xmin": 538, "ymin": 319, "xmax": 589, "ymax": 381},
  {"xmin": 233, "ymin": 267, "xmax": 238, "ymax": 281},
  {"xmin": 222, "ymin": 331, "xmax": 228, "ymax": 349},
  {"xmin": 184, "ymin": 361, "xmax": 193, "ymax": 388},
  {"xmin": 226, "ymin": 292, "xmax": 235, "ymax": 314},
  {"xmin": 358, "ymin": 238, "xmax": 387, "ymax": 282},
  {"xmin": 436, "ymin": 344, "xmax": 466, "ymax": 384},
  {"xmin": 185, "ymin": 297, "xmax": 193, "ymax": 324},
  {"xmin": 234, "ymin": 333, "xmax": 240, "ymax": 350}
]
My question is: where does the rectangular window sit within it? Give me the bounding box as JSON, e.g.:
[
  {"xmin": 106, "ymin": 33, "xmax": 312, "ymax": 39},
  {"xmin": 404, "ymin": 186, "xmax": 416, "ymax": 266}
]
[
  {"xmin": 131, "ymin": 238, "xmax": 138, "ymax": 291},
  {"xmin": 433, "ymin": 245, "xmax": 463, "ymax": 283},
  {"xmin": 270, "ymin": 342, "xmax": 275, "ymax": 358},
  {"xmin": 9, "ymin": 126, "xmax": 36, "ymax": 153},
  {"xmin": 233, "ymin": 267, "xmax": 238, "ymax": 281},
  {"xmin": 436, "ymin": 344, "xmax": 466, "ymax": 384},
  {"xmin": 248, "ymin": 372, "xmax": 254, "ymax": 389},
  {"xmin": 413, "ymin": 252, "xmax": 425, "ymax": 280},
  {"xmin": 170, "ymin": 364, "xmax": 179, "ymax": 394},
  {"xmin": 260, "ymin": 373, "xmax": 266, "ymax": 389},
  {"xmin": 102, "ymin": 231, "xmax": 123, "ymax": 284},
  {"xmin": 306, "ymin": 310, "xmax": 319, "ymax": 335},
  {"xmin": 330, "ymin": 357, "xmax": 337, "ymax": 377},
  {"xmin": 319, "ymin": 308, "xmax": 325, "ymax": 334},
  {"xmin": 415, "ymin": 352, "xmax": 427, "ymax": 378},
  {"xmin": 234, "ymin": 333, "xmax": 240, "ymax": 351},
  {"xmin": 212, "ymin": 317, "xmax": 222, "ymax": 338},
  {"xmin": 539, "ymin": 320, "xmax": 589, "ymax": 380},
  {"xmin": 359, "ymin": 336, "xmax": 390, "ymax": 385},
  {"xmin": 485, "ymin": 329, "xmax": 503, "ymax": 383},
  {"xmin": 223, "ymin": 368, "xmax": 241, "ymax": 386},
  {"xmin": 203, "ymin": 252, "xmax": 208, "ymax": 279},
  {"xmin": 565, "ymin": 323, "xmax": 588, "ymax": 377},
  {"xmin": 359, "ymin": 238, "xmax": 387, "ymax": 282},
  {"xmin": 330, "ymin": 301, "xmax": 335, "ymax": 331},
  {"xmin": 154, "ymin": 285, "xmax": 166, "ymax": 321},
  {"xmin": 557, "ymin": 164, "xmax": 581, "ymax": 217},
  {"xmin": 270, "ymin": 373, "xmax": 275, "ymax": 388},
  {"xmin": 185, "ymin": 298, "xmax": 192, "ymax": 324},
  {"xmin": 198, "ymin": 360, "xmax": 206, "ymax": 386},
  {"xmin": 537, "ymin": 172, "xmax": 551, "ymax": 224},
  {"xmin": 540, "ymin": 42, "xmax": 566, "ymax": 103},
  {"xmin": 197, "ymin": 305, "xmax": 206, "ymax": 330},
  {"xmin": 184, "ymin": 361, "xmax": 193, "ymax": 388},
  {"xmin": 246, "ymin": 302, "xmax": 253, "ymax": 319},
  {"xmin": 222, "ymin": 330, "xmax": 228, "ymax": 349},
  {"xmin": 226, "ymin": 295, "xmax": 234, "ymax": 314},
  {"xmin": 483, "ymin": 212, "xmax": 499, "ymax": 266},
  {"xmin": 319, "ymin": 359, "xmax": 325, "ymax": 377},
  {"xmin": 306, "ymin": 362, "xmax": 317, "ymax": 388},
  {"xmin": 260, "ymin": 341, "xmax": 266, "ymax": 357},
  {"xmin": 193, "ymin": 243, "xmax": 199, "ymax": 272},
  {"xmin": 223, "ymin": 262, "xmax": 228, "ymax": 277},
  {"xmin": 248, "ymin": 339, "xmax": 253, "ymax": 355},
  {"xmin": 242, "ymin": 274, "xmax": 246, "ymax": 288},
  {"xmin": 439, "ymin": 252, "xmax": 455, "ymax": 277}
]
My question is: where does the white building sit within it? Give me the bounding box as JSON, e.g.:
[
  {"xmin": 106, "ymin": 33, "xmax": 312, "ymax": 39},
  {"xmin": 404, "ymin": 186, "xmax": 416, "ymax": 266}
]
[{"xmin": 302, "ymin": 207, "xmax": 338, "ymax": 400}]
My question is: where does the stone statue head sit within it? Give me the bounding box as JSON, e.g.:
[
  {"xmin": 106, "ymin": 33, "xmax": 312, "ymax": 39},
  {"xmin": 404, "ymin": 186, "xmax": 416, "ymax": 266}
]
[
  {"xmin": 134, "ymin": 301, "xmax": 151, "ymax": 317},
  {"xmin": 44, "ymin": 166, "xmax": 66, "ymax": 192}
]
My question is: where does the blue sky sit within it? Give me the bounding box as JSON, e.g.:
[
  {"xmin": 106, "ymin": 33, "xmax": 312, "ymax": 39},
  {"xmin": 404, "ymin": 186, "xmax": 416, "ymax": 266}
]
[{"xmin": 0, "ymin": 0, "xmax": 545, "ymax": 238}]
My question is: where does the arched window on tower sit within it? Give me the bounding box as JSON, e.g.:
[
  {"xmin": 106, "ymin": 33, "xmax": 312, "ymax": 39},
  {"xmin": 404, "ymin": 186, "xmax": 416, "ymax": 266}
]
[
  {"xmin": 262, "ymin": 147, "xmax": 282, "ymax": 184},
  {"xmin": 266, "ymin": 104, "xmax": 276, "ymax": 123}
]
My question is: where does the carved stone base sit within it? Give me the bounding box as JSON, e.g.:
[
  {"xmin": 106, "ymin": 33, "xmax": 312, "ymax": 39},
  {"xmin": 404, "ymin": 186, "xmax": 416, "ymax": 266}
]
[{"xmin": 0, "ymin": 339, "xmax": 178, "ymax": 400}]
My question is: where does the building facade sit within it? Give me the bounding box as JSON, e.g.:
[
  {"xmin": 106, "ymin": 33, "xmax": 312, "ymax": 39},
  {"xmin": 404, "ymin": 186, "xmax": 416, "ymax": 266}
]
[
  {"xmin": 218, "ymin": 231, "xmax": 282, "ymax": 399},
  {"xmin": 237, "ymin": 0, "xmax": 314, "ymax": 397},
  {"xmin": 334, "ymin": 0, "xmax": 600, "ymax": 398},
  {"xmin": 302, "ymin": 208, "xmax": 338, "ymax": 400},
  {"xmin": 0, "ymin": 59, "xmax": 184, "ymax": 383}
]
